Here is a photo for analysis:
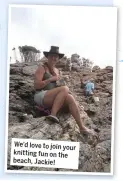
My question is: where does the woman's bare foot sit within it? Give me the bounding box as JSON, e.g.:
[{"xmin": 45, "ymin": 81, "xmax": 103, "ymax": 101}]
[{"xmin": 80, "ymin": 126, "xmax": 96, "ymax": 136}]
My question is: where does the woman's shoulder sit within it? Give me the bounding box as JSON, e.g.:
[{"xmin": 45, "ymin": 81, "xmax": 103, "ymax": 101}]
[{"xmin": 35, "ymin": 64, "xmax": 45, "ymax": 75}]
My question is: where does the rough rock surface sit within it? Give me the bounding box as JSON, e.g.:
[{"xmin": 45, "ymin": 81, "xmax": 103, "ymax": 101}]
[{"xmin": 7, "ymin": 62, "xmax": 113, "ymax": 173}]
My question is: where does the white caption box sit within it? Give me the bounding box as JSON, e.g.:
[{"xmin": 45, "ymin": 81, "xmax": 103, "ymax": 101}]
[{"xmin": 10, "ymin": 138, "xmax": 80, "ymax": 169}]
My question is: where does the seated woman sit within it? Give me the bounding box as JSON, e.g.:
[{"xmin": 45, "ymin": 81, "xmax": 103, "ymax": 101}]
[{"xmin": 34, "ymin": 46, "xmax": 94, "ymax": 135}]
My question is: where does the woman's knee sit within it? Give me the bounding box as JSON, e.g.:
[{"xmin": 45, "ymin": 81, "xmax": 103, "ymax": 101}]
[
  {"xmin": 65, "ymin": 94, "xmax": 76, "ymax": 104},
  {"xmin": 60, "ymin": 86, "xmax": 69, "ymax": 94}
]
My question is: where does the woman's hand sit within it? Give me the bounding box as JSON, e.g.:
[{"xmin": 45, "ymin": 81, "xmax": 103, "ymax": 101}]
[{"xmin": 50, "ymin": 74, "xmax": 60, "ymax": 82}]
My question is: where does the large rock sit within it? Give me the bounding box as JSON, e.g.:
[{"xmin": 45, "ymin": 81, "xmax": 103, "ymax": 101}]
[
  {"xmin": 105, "ymin": 66, "xmax": 113, "ymax": 72},
  {"xmin": 22, "ymin": 65, "xmax": 38, "ymax": 76}
]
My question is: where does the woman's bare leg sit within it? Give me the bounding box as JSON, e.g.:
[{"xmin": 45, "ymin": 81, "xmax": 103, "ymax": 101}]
[
  {"xmin": 64, "ymin": 94, "xmax": 91, "ymax": 133},
  {"xmin": 43, "ymin": 86, "xmax": 69, "ymax": 116}
]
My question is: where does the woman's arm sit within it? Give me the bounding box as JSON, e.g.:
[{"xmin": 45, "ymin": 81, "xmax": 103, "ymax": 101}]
[{"xmin": 34, "ymin": 66, "xmax": 51, "ymax": 90}]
